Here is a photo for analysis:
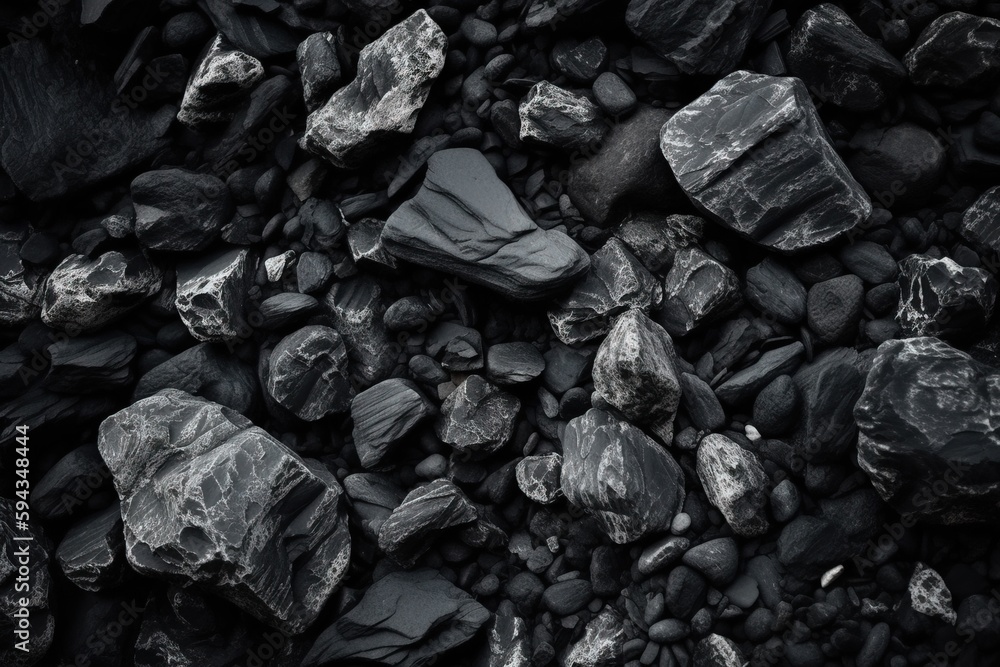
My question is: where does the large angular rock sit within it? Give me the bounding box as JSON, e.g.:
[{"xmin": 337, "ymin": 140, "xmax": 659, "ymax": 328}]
[
  {"xmin": 788, "ymin": 4, "xmax": 906, "ymax": 112},
  {"xmin": 561, "ymin": 409, "xmax": 685, "ymax": 543},
  {"xmin": 855, "ymin": 337, "xmax": 1000, "ymax": 524},
  {"xmin": 625, "ymin": 0, "xmax": 771, "ymax": 76},
  {"xmin": 133, "ymin": 343, "xmax": 258, "ymax": 414},
  {"xmin": 175, "ymin": 248, "xmax": 254, "ymax": 342},
  {"xmin": 383, "ymin": 148, "xmax": 590, "ymax": 301},
  {"xmin": 697, "ymin": 434, "xmax": 770, "ymax": 537},
  {"xmin": 301, "ymin": 10, "xmax": 447, "ymax": 168},
  {"xmin": 303, "ymin": 570, "xmax": 490, "ymax": 667},
  {"xmin": 518, "ymin": 81, "xmax": 608, "ymax": 152},
  {"xmin": 177, "ymin": 34, "xmax": 264, "ymax": 127},
  {"xmin": 548, "ymin": 238, "xmax": 661, "ymax": 344},
  {"xmin": 897, "ymin": 254, "xmax": 997, "ymax": 340},
  {"xmin": 352, "ymin": 379, "xmax": 434, "ymax": 468},
  {"xmin": 593, "ymin": 309, "xmax": 681, "ymax": 442},
  {"xmin": 658, "ymin": 247, "xmax": 742, "ymax": 336},
  {"xmin": 297, "ymin": 31, "xmax": 341, "ymax": 112},
  {"xmin": 905, "ymin": 12, "xmax": 1000, "ymax": 91},
  {"xmin": 131, "ymin": 168, "xmax": 234, "ymax": 251},
  {"xmin": 98, "ymin": 389, "xmax": 352, "ymax": 633},
  {"xmin": 436, "ymin": 375, "xmax": 521, "ymax": 458},
  {"xmin": 661, "ymin": 70, "xmax": 872, "ymax": 253},
  {"xmin": 42, "ymin": 251, "xmax": 162, "ymax": 333},
  {"xmin": 483, "ymin": 600, "xmax": 531, "ymax": 667},
  {"xmin": 266, "ymin": 325, "xmax": 354, "ymax": 421},
  {"xmin": 323, "ymin": 275, "xmax": 396, "ymax": 388}
]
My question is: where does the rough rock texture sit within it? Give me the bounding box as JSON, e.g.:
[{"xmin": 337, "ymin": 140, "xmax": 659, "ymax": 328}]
[
  {"xmin": 897, "ymin": 254, "xmax": 997, "ymax": 340},
  {"xmin": 301, "ymin": 10, "xmax": 447, "ymax": 168},
  {"xmin": 904, "ymin": 12, "xmax": 1000, "ymax": 90},
  {"xmin": 562, "ymin": 606, "xmax": 625, "ymax": 667},
  {"xmin": 613, "ymin": 213, "xmax": 704, "ymax": 273},
  {"xmin": 177, "ymin": 34, "xmax": 264, "ymax": 127},
  {"xmin": 266, "ymin": 325, "xmax": 354, "ymax": 421},
  {"xmin": 133, "ymin": 343, "xmax": 258, "ymax": 414},
  {"xmin": 131, "ymin": 168, "xmax": 234, "ymax": 251},
  {"xmin": 516, "ymin": 454, "xmax": 563, "ymax": 504},
  {"xmin": 343, "ymin": 473, "xmax": 405, "ymax": 541},
  {"xmin": 807, "ymin": 274, "xmax": 865, "ymax": 345},
  {"xmin": 855, "ymin": 337, "xmax": 1000, "ymax": 524},
  {"xmin": 659, "ymin": 247, "xmax": 742, "ymax": 336},
  {"xmin": 693, "ymin": 634, "xmax": 744, "ymax": 666},
  {"xmin": 384, "ymin": 148, "xmax": 590, "ymax": 301},
  {"xmin": 697, "ymin": 434, "xmax": 770, "ymax": 537},
  {"xmin": 436, "ymin": 375, "xmax": 521, "ymax": 457},
  {"xmin": 962, "ymin": 186, "xmax": 1000, "ymax": 256},
  {"xmin": 561, "ymin": 409, "xmax": 685, "ymax": 544},
  {"xmin": 744, "ymin": 258, "xmax": 807, "ymax": 324},
  {"xmin": 625, "ymin": 0, "xmax": 771, "ymax": 76},
  {"xmin": 303, "ymin": 569, "xmax": 490, "ymax": 667},
  {"xmin": 548, "ymin": 238, "xmax": 661, "ymax": 344},
  {"xmin": 518, "ymin": 81, "xmax": 607, "ymax": 151},
  {"xmin": 661, "ymin": 70, "xmax": 871, "ymax": 253},
  {"xmin": 175, "ymin": 247, "xmax": 254, "ymax": 342},
  {"xmin": 42, "ymin": 251, "xmax": 162, "ymax": 332},
  {"xmin": 788, "ymin": 4, "xmax": 906, "ymax": 112},
  {"xmin": 0, "ymin": 230, "xmax": 44, "ymax": 326},
  {"xmin": 55, "ymin": 503, "xmax": 126, "ymax": 592},
  {"xmin": 352, "ymin": 379, "xmax": 434, "ymax": 468},
  {"xmin": 908, "ymin": 562, "xmax": 957, "ymax": 625},
  {"xmin": 323, "ymin": 275, "xmax": 395, "ymax": 388},
  {"xmin": 592, "ymin": 309, "xmax": 681, "ymax": 442},
  {"xmin": 97, "ymin": 389, "xmax": 351, "ymax": 633},
  {"xmin": 484, "ymin": 600, "xmax": 531, "ymax": 667}
]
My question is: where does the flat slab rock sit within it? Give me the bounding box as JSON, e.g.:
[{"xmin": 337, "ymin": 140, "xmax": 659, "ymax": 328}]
[
  {"xmin": 97, "ymin": 389, "xmax": 351, "ymax": 633},
  {"xmin": 384, "ymin": 148, "xmax": 590, "ymax": 301},
  {"xmin": 661, "ymin": 70, "xmax": 871, "ymax": 253},
  {"xmin": 855, "ymin": 337, "xmax": 1000, "ymax": 524}
]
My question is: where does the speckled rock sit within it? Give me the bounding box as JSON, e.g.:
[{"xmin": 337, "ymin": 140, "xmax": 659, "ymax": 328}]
[
  {"xmin": 516, "ymin": 454, "xmax": 562, "ymax": 504},
  {"xmin": 908, "ymin": 562, "xmax": 957, "ymax": 625},
  {"xmin": 518, "ymin": 81, "xmax": 608, "ymax": 152},
  {"xmin": 904, "ymin": 12, "xmax": 1000, "ymax": 91},
  {"xmin": 175, "ymin": 247, "xmax": 254, "ymax": 342}
]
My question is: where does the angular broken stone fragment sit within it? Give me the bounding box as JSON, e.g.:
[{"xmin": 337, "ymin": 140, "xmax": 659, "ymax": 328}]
[
  {"xmin": 56, "ymin": 503, "xmax": 126, "ymax": 592},
  {"xmin": 693, "ymin": 634, "xmax": 744, "ymax": 667},
  {"xmin": 561, "ymin": 409, "xmax": 685, "ymax": 544},
  {"xmin": 323, "ymin": 275, "xmax": 395, "ymax": 388},
  {"xmin": 548, "ymin": 238, "xmax": 661, "ymax": 344},
  {"xmin": 593, "ymin": 309, "xmax": 681, "ymax": 442},
  {"xmin": 962, "ymin": 186, "xmax": 1000, "ymax": 257},
  {"xmin": 267, "ymin": 325, "xmax": 354, "ymax": 421},
  {"xmin": 788, "ymin": 4, "xmax": 906, "ymax": 112},
  {"xmin": 484, "ymin": 600, "xmax": 531, "ymax": 667},
  {"xmin": 303, "ymin": 569, "xmax": 490, "ymax": 667},
  {"xmin": 518, "ymin": 81, "xmax": 608, "ymax": 152},
  {"xmin": 175, "ymin": 247, "xmax": 254, "ymax": 342},
  {"xmin": 658, "ymin": 247, "xmax": 742, "ymax": 337},
  {"xmin": 342, "ymin": 473, "xmax": 405, "ymax": 540},
  {"xmin": 697, "ymin": 434, "xmax": 770, "ymax": 537},
  {"xmin": 45, "ymin": 331, "xmax": 137, "ymax": 392},
  {"xmin": 562, "ymin": 605, "xmax": 625, "ymax": 667},
  {"xmin": 297, "ymin": 31, "xmax": 341, "ymax": 112},
  {"xmin": 177, "ymin": 34, "xmax": 264, "ymax": 128},
  {"xmin": 516, "ymin": 454, "xmax": 563, "ymax": 504},
  {"xmin": 302, "ymin": 10, "xmax": 447, "ymax": 168},
  {"xmin": 98, "ymin": 389, "xmax": 351, "ymax": 633},
  {"xmin": 436, "ymin": 375, "xmax": 520, "ymax": 458},
  {"xmin": 613, "ymin": 213, "xmax": 704, "ymax": 273},
  {"xmin": 133, "ymin": 343, "xmax": 258, "ymax": 414},
  {"xmin": 661, "ymin": 70, "xmax": 871, "ymax": 252},
  {"xmin": 807, "ymin": 274, "xmax": 864, "ymax": 345},
  {"xmin": 42, "ymin": 250, "xmax": 162, "ymax": 333},
  {"xmin": 131, "ymin": 168, "xmax": 234, "ymax": 251},
  {"xmin": 383, "ymin": 148, "xmax": 590, "ymax": 301},
  {"xmin": 352, "ymin": 379, "xmax": 434, "ymax": 468},
  {"xmin": 897, "ymin": 254, "xmax": 997, "ymax": 340},
  {"xmin": 486, "ymin": 342, "xmax": 546, "ymax": 385},
  {"xmin": 0, "ymin": 230, "xmax": 43, "ymax": 326},
  {"xmin": 905, "ymin": 12, "xmax": 1000, "ymax": 91},
  {"xmin": 908, "ymin": 562, "xmax": 957, "ymax": 625},
  {"xmin": 347, "ymin": 217, "xmax": 397, "ymax": 270}
]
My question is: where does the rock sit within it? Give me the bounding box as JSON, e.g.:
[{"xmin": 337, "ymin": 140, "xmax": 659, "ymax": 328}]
[
  {"xmin": 0, "ymin": 231, "xmax": 44, "ymax": 326},
  {"xmin": 132, "ymin": 168, "xmax": 234, "ymax": 251},
  {"xmin": 807, "ymin": 274, "xmax": 864, "ymax": 345},
  {"xmin": 343, "ymin": 473, "xmax": 405, "ymax": 540},
  {"xmin": 613, "ymin": 213, "xmax": 704, "ymax": 274},
  {"xmin": 776, "ymin": 515, "xmax": 853, "ymax": 579},
  {"xmin": 0, "ymin": 499, "xmax": 54, "ymax": 667},
  {"xmin": 857, "ymin": 623, "xmax": 890, "ymax": 667},
  {"xmin": 592, "ymin": 309, "xmax": 681, "ymax": 441},
  {"xmin": 303, "ymin": 569, "xmax": 490, "ymax": 667},
  {"xmin": 518, "ymin": 81, "xmax": 608, "ymax": 152},
  {"xmin": 568, "ymin": 106, "xmax": 682, "ymax": 227},
  {"xmin": 638, "ymin": 535, "xmax": 690, "ymax": 576},
  {"xmin": 904, "ymin": 12, "xmax": 1000, "ymax": 90},
  {"xmin": 659, "ymin": 247, "xmax": 742, "ymax": 336},
  {"xmin": 133, "ymin": 343, "xmax": 258, "ymax": 414},
  {"xmin": 897, "ymin": 254, "xmax": 997, "ymax": 340},
  {"xmin": 175, "ymin": 247, "xmax": 254, "ymax": 342},
  {"xmin": 523, "ymin": 0, "xmax": 610, "ymax": 29},
  {"xmin": 855, "ymin": 337, "xmax": 1000, "ymax": 524},
  {"xmin": 592, "ymin": 71, "xmax": 637, "ymax": 117},
  {"xmin": 770, "ymin": 479, "xmax": 800, "ymax": 522},
  {"xmin": 680, "ymin": 372, "xmax": 726, "ymax": 431},
  {"xmin": 661, "ymin": 70, "xmax": 871, "ymax": 252},
  {"xmin": 625, "ymin": 0, "xmax": 771, "ymax": 76},
  {"xmin": 683, "ymin": 537, "xmax": 739, "ymax": 587},
  {"xmin": 487, "ymin": 342, "xmax": 545, "ymax": 385},
  {"xmin": 296, "ymin": 251, "xmax": 335, "ymax": 294},
  {"xmin": 352, "ymin": 379, "xmax": 434, "ymax": 468},
  {"xmin": 55, "ymin": 503, "xmax": 126, "ymax": 592},
  {"xmin": 753, "ymin": 375, "xmax": 800, "ymax": 436},
  {"xmin": 426, "ymin": 321, "xmax": 483, "ymax": 372},
  {"xmin": 962, "ymin": 186, "xmax": 1000, "ymax": 257},
  {"xmin": 177, "ymin": 34, "xmax": 264, "ymax": 127},
  {"xmin": 788, "ymin": 4, "xmax": 906, "ymax": 111},
  {"xmin": 697, "ymin": 434, "xmax": 770, "ymax": 537},
  {"xmin": 297, "ymin": 31, "xmax": 341, "ymax": 112},
  {"xmin": 98, "ymin": 389, "xmax": 351, "ymax": 633},
  {"xmin": 257, "ymin": 292, "xmax": 319, "ymax": 330},
  {"xmin": 436, "ymin": 375, "xmax": 520, "ymax": 458},
  {"xmin": 347, "ymin": 217, "xmax": 396, "ymax": 270},
  {"xmin": 384, "ymin": 148, "xmax": 590, "ymax": 301},
  {"xmin": 548, "ymin": 238, "xmax": 661, "ymax": 344},
  {"xmin": 562, "ymin": 606, "xmax": 625, "ymax": 667},
  {"xmin": 665, "ymin": 565, "xmax": 709, "ymax": 619},
  {"xmin": 838, "ymin": 241, "xmax": 898, "ymax": 285},
  {"xmin": 266, "ymin": 325, "xmax": 354, "ymax": 421},
  {"xmin": 788, "ymin": 348, "xmax": 865, "ymax": 463},
  {"xmin": 715, "ymin": 342, "xmax": 805, "ymax": 406},
  {"xmin": 302, "ymin": 10, "xmax": 447, "ymax": 168},
  {"xmin": 323, "ymin": 275, "xmax": 395, "ymax": 388},
  {"xmin": 693, "ymin": 634, "xmax": 743, "ymax": 667},
  {"xmin": 542, "ymin": 343, "xmax": 595, "ymax": 395},
  {"xmin": 298, "ymin": 197, "xmax": 347, "ymax": 251},
  {"xmin": 0, "ymin": 40, "xmax": 172, "ymax": 201},
  {"xmin": 33, "ymin": 445, "xmax": 113, "ymax": 521},
  {"xmin": 45, "ymin": 331, "xmax": 137, "ymax": 392},
  {"xmin": 42, "ymin": 250, "xmax": 162, "ymax": 333},
  {"xmin": 516, "ymin": 454, "xmax": 563, "ymax": 504},
  {"xmin": 846, "ymin": 124, "xmax": 946, "ymax": 209},
  {"xmin": 553, "ymin": 37, "xmax": 608, "ymax": 83},
  {"xmin": 542, "ymin": 579, "xmax": 592, "ymax": 615},
  {"xmin": 908, "ymin": 562, "xmax": 957, "ymax": 625},
  {"xmin": 561, "ymin": 409, "xmax": 685, "ymax": 544},
  {"xmin": 199, "ymin": 0, "xmax": 300, "ymax": 59},
  {"xmin": 744, "ymin": 258, "xmax": 807, "ymax": 324},
  {"xmin": 484, "ymin": 601, "xmax": 531, "ymax": 667}
]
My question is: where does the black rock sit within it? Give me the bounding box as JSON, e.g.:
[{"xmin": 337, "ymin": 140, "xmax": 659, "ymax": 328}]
[
  {"xmin": 0, "ymin": 230, "xmax": 44, "ymax": 326},
  {"xmin": 777, "ymin": 515, "xmax": 852, "ymax": 579},
  {"xmin": 744, "ymin": 258, "xmax": 807, "ymax": 324},
  {"xmin": 846, "ymin": 124, "xmax": 946, "ymax": 209},
  {"xmin": 693, "ymin": 634, "xmax": 744, "ymax": 667},
  {"xmin": 297, "ymin": 31, "xmax": 341, "ymax": 112},
  {"xmin": 257, "ymin": 292, "xmax": 320, "ymax": 330},
  {"xmin": 553, "ymin": 37, "xmax": 607, "ymax": 83},
  {"xmin": 45, "ymin": 331, "xmax": 137, "ymax": 392},
  {"xmin": 177, "ymin": 34, "xmax": 264, "ymax": 127},
  {"xmin": 542, "ymin": 579, "xmax": 593, "ymax": 615},
  {"xmin": 323, "ymin": 275, "xmax": 395, "ymax": 388},
  {"xmin": 518, "ymin": 81, "xmax": 608, "ymax": 152},
  {"xmin": 436, "ymin": 375, "xmax": 520, "ymax": 457},
  {"xmin": 296, "ymin": 251, "xmax": 335, "ymax": 294},
  {"xmin": 683, "ymin": 537, "xmax": 739, "ymax": 587},
  {"xmin": 837, "ymin": 240, "xmax": 898, "ymax": 285},
  {"xmin": 613, "ymin": 213, "xmax": 704, "ymax": 274},
  {"xmin": 592, "ymin": 71, "xmax": 637, "ymax": 117},
  {"xmin": 788, "ymin": 348, "xmax": 865, "ymax": 463},
  {"xmin": 199, "ymin": 0, "xmax": 300, "ymax": 59},
  {"xmin": 715, "ymin": 342, "xmax": 805, "ymax": 406},
  {"xmin": 807, "ymin": 274, "xmax": 864, "ymax": 345},
  {"xmin": 661, "ymin": 71, "xmax": 871, "ymax": 253},
  {"xmin": 483, "ymin": 600, "xmax": 531, "ymax": 667},
  {"xmin": 697, "ymin": 435, "xmax": 770, "ymax": 537},
  {"xmin": 523, "ymin": 0, "xmax": 610, "ymax": 30},
  {"xmin": 665, "ymin": 565, "xmax": 709, "ymax": 619},
  {"xmin": 515, "ymin": 454, "xmax": 562, "ymax": 504},
  {"xmin": 680, "ymin": 372, "xmax": 726, "ymax": 432},
  {"xmin": 659, "ymin": 247, "xmax": 742, "ymax": 336},
  {"xmin": 352, "ymin": 378, "xmax": 434, "ymax": 468},
  {"xmin": 342, "ymin": 472, "xmax": 405, "ymax": 540},
  {"xmin": 33, "ymin": 445, "xmax": 113, "ymax": 521},
  {"xmin": 133, "ymin": 342, "xmax": 258, "ymax": 413},
  {"xmin": 426, "ymin": 321, "xmax": 483, "ymax": 372},
  {"xmin": 904, "ymin": 11, "xmax": 1000, "ymax": 90},
  {"xmin": 961, "ymin": 185, "xmax": 1000, "ymax": 257},
  {"xmin": 55, "ymin": 503, "xmax": 126, "ymax": 592},
  {"xmin": 384, "ymin": 148, "xmax": 590, "ymax": 301},
  {"xmin": 897, "ymin": 253, "xmax": 997, "ymax": 340},
  {"xmin": 266, "ymin": 325, "xmax": 354, "ymax": 421},
  {"xmin": 486, "ymin": 342, "xmax": 545, "ymax": 385},
  {"xmin": 562, "ymin": 606, "xmax": 625, "ymax": 667},
  {"xmin": 132, "ymin": 168, "xmax": 234, "ymax": 251},
  {"xmin": 347, "ymin": 217, "xmax": 397, "ymax": 270},
  {"xmin": 752, "ymin": 375, "xmax": 800, "ymax": 436},
  {"xmin": 175, "ymin": 247, "xmax": 254, "ymax": 342}
]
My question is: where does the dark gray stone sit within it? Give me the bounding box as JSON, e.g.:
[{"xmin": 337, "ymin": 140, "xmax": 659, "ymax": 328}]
[
  {"xmin": 838, "ymin": 240, "xmax": 898, "ymax": 285},
  {"xmin": 55, "ymin": 503, "xmax": 126, "ymax": 592},
  {"xmin": 897, "ymin": 254, "xmax": 997, "ymax": 340},
  {"xmin": 484, "ymin": 600, "xmax": 531, "ymax": 667},
  {"xmin": 807, "ymin": 274, "xmax": 864, "ymax": 345},
  {"xmin": 542, "ymin": 579, "xmax": 592, "ymax": 615},
  {"xmin": 846, "ymin": 124, "xmax": 946, "ymax": 209},
  {"xmin": 133, "ymin": 343, "xmax": 258, "ymax": 414},
  {"xmin": 45, "ymin": 331, "xmax": 137, "ymax": 392},
  {"xmin": 715, "ymin": 342, "xmax": 805, "ymax": 406},
  {"xmin": 744, "ymin": 258, "xmax": 807, "ymax": 324},
  {"xmin": 297, "ymin": 31, "xmax": 341, "ymax": 112},
  {"xmin": 132, "ymin": 168, "xmax": 234, "ymax": 251},
  {"xmin": 562, "ymin": 606, "xmax": 625, "ymax": 667},
  {"xmin": 683, "ymin": 537, "xmax": 739, "ymax": 587},
  {"xmin": 752, "ymin": 375, "xmax": 800, "ymax": 436},
  {"xmin": 352, "ymin": 379, "xmax": 434, "ymax": 468},
  {"xmin": 518, "ymin": 81, "xmax": 608, "ymax": 152},
  {"xmin": 177, "ymin": 34, "xmax": 264, "ymax": 127},
  {"xmin": 516, "ymin": 454, "xmax": 562, "ymax": 504},
  {"xmin": 342, "ymin": 473, "xmax": 405, "ymax": 540},
  {"xmin": 962, "ymin": 186, "xmax": 1000, "ymax": 256},
  {"xmin": 436, "ymin": 375, "xmax": 520, "ymax": 457},
  {"xmin": 592, "ymin": 72, "xmax": 637, "ymax": 117},
  {"xmin": 613, "ymin": 213, "xmax": 704, "ymax": 274},
  {"xmin": 680, "ymin": 372, "xmax": 726, "ymax": 431},
  {"xmin": 697, "ymin": 434, "xmax": 770, "ymax": 537},
  {"xmin": 33, "ymin": 445, "xmax": 112, "ymax": 521},
  {"xmin": 487, "ymin": 342, "xmax": 545, "ymax": 385},
  {"xmin": 0, "ymin": 230, "xmax": 43, "ymax": 326},
  {"xmin": 905, "ymin": 12, "xmax": 1000, "ymax": 90},
  {"xmin": 323, "ymin": 275, "xmax": 395, "ymax": 388},
  {"xmin": 693, "ymin": 634, "xmax": 743, "ymax": 667},
  {"xmin": 175, "ymin": 247, "xmax": 254, "ymax": 342},
  {"xmin": 788, "ymin": 348, "xmax": 865, "ymax": 463},
  {"xmin": 266, "ymin": 325, "xmax": 354, "ymax": 421},
  {"xmin": 659, "ymin": 247, "xmax": 742, "ymax": 337}
]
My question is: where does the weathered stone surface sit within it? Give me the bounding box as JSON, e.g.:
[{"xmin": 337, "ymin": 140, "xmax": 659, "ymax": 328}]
[
  {"xmin": 177, "ymin": 34, "xmax": 264, "ymax": 127},
  {"xmin": 897, "ymin": 254, "xmax": 997, "ymax": 340},
  {"xmin": 323, "ymin": 275, "xmax": 395, "ymax": 388},
  {"xmin": 302, "ymin": 10, "xmax": 447, "ymax": 168},
  {"xmin": 697, "ymin": 434, "xmax": 770, "ymax": 537},
  {"xmin": 303, "ymin": 569, "xmax": 490, "ymax": 667},
  {"xmin": 659, "ymin": 247, "xmax": 742, "ymax": 336},
  {"xmin": 625, "ymin": 0, "xmax": 771, "ymax": 76},
  {"xmin": 693, "ymin": 634, "xmax": 743, "ymax": 667},
  {"xmin": 175, "ymin": 247, "xmax": 254, "ymax": 342},
  {"xmin": 343, "ymin": 472, "xmax": 405, "ymax": 540},
  {"xmin": 548, "ymin": 238, "xmax": 661, "ymax": 344},
  {"xmin": 42, "ymin": 251, "xmax": 162, "ymax": 332},
  {"xmin": 788, "ymin": 4, "xmax": 906, "ymax": 111},
  {"xmin": 807, "ymin": 274, "xmax": 865, "ymax": 345},
  {"xmin": 561, "ymin": 409, "xmax": 685, "ymax": 544},
  {"xmin": 45, "ymin": 331, "xmax": 137, "ymax": 392},
  {"xmin": 436, "ymin": 375, "xmax": 520, "ymax": 457},
  {"xmin": 0, "ymin": 230, "xmax": 43, "ymax": 326},
  {"xmin": 0, "ymin": 499, "xmax": 54, "ymax": 667},
  {"xmin": 661, "ymin": 70, "xmax": 871, "ymax": 252},
  {"xmin": 516, "ymin": 454, "xmax": 563, "ymax": 504},
  {"xmin": 562, "ymin": 606, "xmax": 625, "ymax": 667},
  {"xmin": 384, "ymin": 148, "xmax": 590, "ymax": 301},
  {"xmin": 297, "ymin": 31, "xmax": 341, "ymax": 112},
  {"xmin": 487, "ymin": 342, "xmax": 546, "ymax": 385},
  {"xmin": 856, "ymin": 337, "xmax": 1000, "ymax": 524},
  {"xmin": 484, "ymin": 600, "xmax": 531, "ymax": 667},
  {"xmin": 905, "ymin": 12, "xmax": 1000, "ymax": 90},
  {"xmin": 266, "ymin": 325, "xmax": 354, "ymax": 421},
  {"xmin": 962, "ymin": 186, "xmax": 1000, "ymax": 257},
  {"xmin": 347, "ymin": 217, "xmax": 397, "ymax": 270},
  {"xmin": 134, "ymin": 342, "xmax": 257, "ymax": 413},
  {"xmin": 352, "ymin": 378, "xmax": 434, "ymax": 468},
  {"xmin": 55, "ymin": 503, "xmax": 126, "ymax": 592},
  {"xmin": 613, "ymin": 213, "xmax": 704, "ymax": 273},
  {"xmin": 908, "ymin": 562, "xmax": 957, "ymax": 625},
  {"xmin": 518, "ymin": 81, "xmax": 607, "ymax": 151},
  {"xmin": 98, "ymin": 389, "xmax": 351, "ymax": 633},
  {"xmin": 132, "ymin": 168, "xmax": 234, "ymax": 251},
  {"xmin": 744, "ymin": 258, "xmax": 807, "ymax": 324},
  {"xmin": 593, "ymin": 309, "xmax": 681, "ymax": 442}
]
